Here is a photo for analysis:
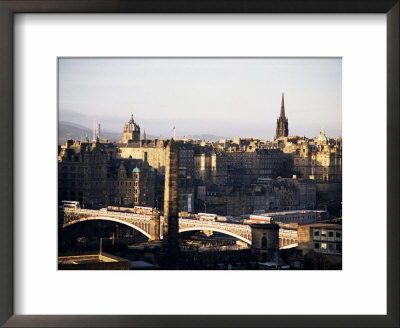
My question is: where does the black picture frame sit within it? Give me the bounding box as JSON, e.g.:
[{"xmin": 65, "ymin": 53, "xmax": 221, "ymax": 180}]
[{"xmin": 0, "ymin": 1, "xmax": 398, "ymax": 327}]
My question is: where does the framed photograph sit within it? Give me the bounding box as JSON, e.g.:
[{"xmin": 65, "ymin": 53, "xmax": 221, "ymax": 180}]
[{"xmin": 0, "ymin": 1, "xmax": 398, "ymax": 327}]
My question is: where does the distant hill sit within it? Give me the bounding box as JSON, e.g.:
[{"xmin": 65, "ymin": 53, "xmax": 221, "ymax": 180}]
[
  {"xmin": 59, "ymin": 121, "xmax": 229, "ymax": 145},
  {"xmin": 58, "ymin": 121, "xmax": 122, "ymax": 145}
]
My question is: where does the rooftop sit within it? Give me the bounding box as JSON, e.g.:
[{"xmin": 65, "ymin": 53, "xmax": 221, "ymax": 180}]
[{"xmin": 58, "ymin": 252, "xmax": 130, "ymax": 270}]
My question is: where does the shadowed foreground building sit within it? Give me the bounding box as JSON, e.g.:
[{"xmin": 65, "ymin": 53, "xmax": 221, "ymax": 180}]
[{"xmin": 58, "ymin": 139, "xmax": 156, "ymax": 208}]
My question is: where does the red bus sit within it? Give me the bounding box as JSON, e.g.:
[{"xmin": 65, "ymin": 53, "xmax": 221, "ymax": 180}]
[
  {"xmin": 249, "ymin": 215, "xmax": 272, "ymax": 224},
  {"xmin": 196, "ymin": 213, "xmax": 218, "ymax": 221},
  {"xmin": 133, "ymin": 206, "xmax": 153, "ymax": 215}
]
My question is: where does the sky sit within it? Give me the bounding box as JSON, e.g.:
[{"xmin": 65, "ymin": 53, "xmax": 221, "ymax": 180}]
[{"xmin": 58, "ymin": 58, "xmax": 341, "ymax": 140}]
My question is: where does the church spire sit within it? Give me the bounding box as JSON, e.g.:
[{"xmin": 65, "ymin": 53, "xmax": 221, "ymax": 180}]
[
  {"xmin": 280, "ymin": 93, "xmax": 285, "ymax": 117},
  {"xmin": 275, "ymin": 93, "xmax": 289, "ymax": 139}
]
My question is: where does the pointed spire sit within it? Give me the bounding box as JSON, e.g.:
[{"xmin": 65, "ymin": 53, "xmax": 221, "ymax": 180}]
[
  {"xmin": 280, "ymin": 93, "xmax": 285, "ymax": 117},
  {"xmin": 275, "ymin": 93, "xmax": 289, "ymax": 139},
  {"xmin": 143, "ymin": 129, "xmax": 147, "ymax": 141}
]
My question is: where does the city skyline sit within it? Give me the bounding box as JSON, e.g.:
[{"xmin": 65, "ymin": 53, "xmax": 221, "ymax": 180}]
[
  {"xmin": 58, "ymin": 57, "xmax": 342, "ymax": 271},
  {"xmin": 59, "ymin": 58, "xmax": 342, "ymax": 139}
]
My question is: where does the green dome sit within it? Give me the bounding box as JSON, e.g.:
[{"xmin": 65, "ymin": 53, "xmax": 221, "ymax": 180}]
[
  {"xmin": 318, "ymin": 129, "xmax": 328, "ymax": 143},
  {"xmin": 132, "ymin": 166, "xmax": 141, "ymax": 173}
]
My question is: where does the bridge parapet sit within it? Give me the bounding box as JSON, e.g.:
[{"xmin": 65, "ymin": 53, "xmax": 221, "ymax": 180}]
[
  {"xmin": 63, "ymin": 208, "xmax": 152, "ymax": 223},
  {"xmin": 179, "ymin": 218, "xmax": 252, "ymax": 244},
  {"xmin": 62, "ymin": 208, "xmax": 154, "ymax": 239}
]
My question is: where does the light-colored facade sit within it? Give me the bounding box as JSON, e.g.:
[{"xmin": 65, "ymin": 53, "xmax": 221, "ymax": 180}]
[
  {"xmin": 297, "ymin": 223, "xmax": 342, "ymax": 255},
  {"xmin": 280, "ymin": 130, "xmax": 342, "ymax": 183}
]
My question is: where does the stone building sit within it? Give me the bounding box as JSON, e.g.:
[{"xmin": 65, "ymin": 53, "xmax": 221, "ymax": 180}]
[
  {"xmin": 58, "ymin": 139, "xmax": 156, "ymax": 208},
  {"xmin": 118, "ymin": 139, "xmax": 169, "ymax": 174},
  {"xmin": 198, "ymin": 177, "xmax": 317, "ymax": 217},
  {"xmin": 176, "ymin": 141, "xmax": 194, "ymax": 178},
  {"xmin": 297, "ymin": 223, "xmax": 342, "ymax": 255},
  {"xmin": 211, "ymin": 151, "xmax": 228, "ymax": 185},
  {"xmin": 110, "ymin": 159, "xmax": 156, "ymax": 207},
  {"xmin": 194, "ymin": 146, "xmax": 212, "ymax": 182},
  {"xmin": 193, "ymin": 140, "xmax": 290, "ymax": 186},
  {"xmin": 278, "ymin": 131, "xmax": 342, "ymax": 214},
  {"xmin": 178, "ymin": 175, "xmax": 195, "ymax": 213},
  {"xmin": 58, "ymin": 140, "xmax": 116, "ymax": 207},
  {"xmin": 281, "ymin": 131, "xmax": 342, "ymax": 183}
]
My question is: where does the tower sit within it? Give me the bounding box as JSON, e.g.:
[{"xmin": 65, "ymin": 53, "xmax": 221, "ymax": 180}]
[
  {"xmin": 250, "ymin": 223, "xmax": 280, "ymax": 262},
  {"xmin": 122, "ymin": 114, "xmax": 140, "ymax": 143},
  {"xmin": 162, "ymin": 138, "xmax": 179, "ymax": 266},
  {"xmin": 275, "ymin": 93, "xmax": 289, "ymax": 139},
  {"xmin": 149, "ymin": 209, "xmax": 161, "ymax": 242}
]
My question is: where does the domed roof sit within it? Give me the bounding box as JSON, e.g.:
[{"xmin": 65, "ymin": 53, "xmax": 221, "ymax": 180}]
[
  {"xmin": 317, "ymin": 129, "xmax": 329, "ymax": 143},
  {"xmin": 132, "ymin": 166, "xmax": 141, "ymax": 173}
]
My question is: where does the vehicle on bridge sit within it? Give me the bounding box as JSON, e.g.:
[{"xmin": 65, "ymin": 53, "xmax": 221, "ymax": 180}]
[
  {"xmin": 133, "ymin": 206, "xmax": 153, "ymax": 215},
  {"xmin": 106, "ymin": 206, "xmax": 153, "ymax": 216},
  {"xmin": 196, "ymin": 213, "xmax": 218, "ymax": 221},
  {"xmin": 249, "ymin": 215, "xmax": 273, "ymax": 224},
  {"xmin": 61, "ymin": 200, "xmax": 81, "ymax": 209}
]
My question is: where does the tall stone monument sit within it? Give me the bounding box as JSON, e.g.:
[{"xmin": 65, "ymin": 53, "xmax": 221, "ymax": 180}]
[{"xmin": 163, "ymin": 138, "xmax": 180, "ymax": 267}]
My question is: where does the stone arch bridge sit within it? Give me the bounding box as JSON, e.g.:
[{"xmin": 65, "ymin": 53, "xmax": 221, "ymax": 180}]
[{"xmin": 62, "ymin": 208, "xmax": 252, "ymax": 244}]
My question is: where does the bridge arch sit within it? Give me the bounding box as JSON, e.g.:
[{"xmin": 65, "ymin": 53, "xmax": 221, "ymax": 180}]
[
  {"xmin": 179, "ymin": 227, "xmax": 251, "ymax": 245},
  {"xmin": 63, "ymin": 215, "xmax": 151, "ymax": 239}
]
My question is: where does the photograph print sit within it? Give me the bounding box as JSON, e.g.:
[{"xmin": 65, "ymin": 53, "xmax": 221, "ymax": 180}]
[{"xmin": 58, "ymin": 58, "xmax": 342, "ymax": 270}]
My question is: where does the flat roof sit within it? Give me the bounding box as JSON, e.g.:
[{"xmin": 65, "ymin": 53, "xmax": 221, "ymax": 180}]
[
  {"xmin": 255, "ymin": 210, "xmax": 323, "ymax": 216},
  {"xmin": 304, "ymin": 223, "xmax": 342, "ymax": 229},
  {"xmin": 58, "ymin": 252, "xmax": 128, "ymax": 264}
]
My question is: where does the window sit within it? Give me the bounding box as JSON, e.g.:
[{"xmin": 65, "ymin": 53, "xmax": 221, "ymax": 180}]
[
  {"xmin": 314, "ymin": 243, "xmax": 319, "ymax": 249},
  {"xmin": 336, "ymin": 232, "xmax": 341, "ymax": 238},
  {"xmin": 328, "ymin": 231, "xmax": 334, "ymax": 238},
  {"xmin": 314, "ymin": 230, "xmax": 320, "ymax": 237},
  {"xmin": 328, "ymin": 243, "xmax": 334, "ymax": 251},
  {"xmin": 261, "ymin": 236, "xmax": 267, "ymax": 248}
]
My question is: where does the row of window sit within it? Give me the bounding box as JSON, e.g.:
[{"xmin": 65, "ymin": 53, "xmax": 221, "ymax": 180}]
[
  {"xmin": 314, "ymin": 242, "xmax": 342, "ymax": 252},
  {"xmin": 314, "ymin": 230, "xmax": 341, "ymax": 238},
  {"xmin": 119, "ymin": 181, "xmax": 139, "ymax": 187}
]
